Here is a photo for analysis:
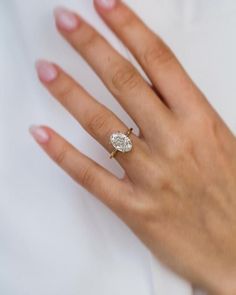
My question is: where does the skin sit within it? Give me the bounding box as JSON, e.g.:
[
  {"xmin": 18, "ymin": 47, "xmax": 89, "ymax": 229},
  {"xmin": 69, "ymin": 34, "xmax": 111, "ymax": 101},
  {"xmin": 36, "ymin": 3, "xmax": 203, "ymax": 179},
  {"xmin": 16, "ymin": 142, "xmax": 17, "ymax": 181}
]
[{"xmin": 31, "ymin": 1, "xmax": 236, "ymax": 294}]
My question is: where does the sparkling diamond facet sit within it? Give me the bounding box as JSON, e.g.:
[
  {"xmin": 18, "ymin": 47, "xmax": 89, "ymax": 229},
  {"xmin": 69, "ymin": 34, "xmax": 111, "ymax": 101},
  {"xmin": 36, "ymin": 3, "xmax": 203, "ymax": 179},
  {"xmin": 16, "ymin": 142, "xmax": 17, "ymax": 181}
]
[{"xmin": 110, "ymin": 132, "xmax": 132, "ymax": 153}]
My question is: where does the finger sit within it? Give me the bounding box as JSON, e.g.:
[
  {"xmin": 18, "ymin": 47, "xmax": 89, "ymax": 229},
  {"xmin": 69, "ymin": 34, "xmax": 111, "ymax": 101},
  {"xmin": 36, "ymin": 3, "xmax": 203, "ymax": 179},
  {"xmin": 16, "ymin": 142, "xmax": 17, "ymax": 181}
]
[
  {"xmin": 35, "ymin": 60, "xmax": 147, "ymax": 173},
  {"xmin": 29, "ymin": 125, "xmax": 131, "ymax": 210},
  {"xmin": 94, "ymin": 0, "xmax": 208, "ymax": 115},
  {"xmin": 53, "ymin": 7, "xmax": 174, "ymax": 140}
]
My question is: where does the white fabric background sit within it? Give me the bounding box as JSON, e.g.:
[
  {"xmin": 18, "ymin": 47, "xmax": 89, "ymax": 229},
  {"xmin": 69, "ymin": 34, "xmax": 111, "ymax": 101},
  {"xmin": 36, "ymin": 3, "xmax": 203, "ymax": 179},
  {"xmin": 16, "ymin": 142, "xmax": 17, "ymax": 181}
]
[{"xmin": 1, "ymin": 0, "xmax": 236, "ymax": 294}]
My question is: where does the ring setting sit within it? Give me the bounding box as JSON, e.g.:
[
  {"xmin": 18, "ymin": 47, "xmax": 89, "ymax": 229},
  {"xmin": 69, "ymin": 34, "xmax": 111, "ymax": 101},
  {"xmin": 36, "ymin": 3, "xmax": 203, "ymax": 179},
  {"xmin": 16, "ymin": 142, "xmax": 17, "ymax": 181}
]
[{"xmin": 109, "ymin": 128, "xmax": 133, "ymax": 159}]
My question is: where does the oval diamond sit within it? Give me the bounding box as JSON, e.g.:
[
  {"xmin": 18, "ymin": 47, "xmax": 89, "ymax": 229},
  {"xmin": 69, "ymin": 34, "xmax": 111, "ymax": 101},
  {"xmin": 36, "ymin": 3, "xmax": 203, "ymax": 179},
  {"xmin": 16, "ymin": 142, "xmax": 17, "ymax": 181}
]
[{"xmin": 110, "ymin": 132, "xmax": 132, "ymax": 153}]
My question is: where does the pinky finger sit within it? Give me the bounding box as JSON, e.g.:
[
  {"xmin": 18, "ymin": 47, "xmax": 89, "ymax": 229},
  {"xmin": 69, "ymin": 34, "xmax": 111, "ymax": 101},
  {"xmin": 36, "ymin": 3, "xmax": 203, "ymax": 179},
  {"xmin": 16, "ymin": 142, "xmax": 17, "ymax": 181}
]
[{"xmin": 29, "ymin": 125, "xmax": 130, "ymax": 210}]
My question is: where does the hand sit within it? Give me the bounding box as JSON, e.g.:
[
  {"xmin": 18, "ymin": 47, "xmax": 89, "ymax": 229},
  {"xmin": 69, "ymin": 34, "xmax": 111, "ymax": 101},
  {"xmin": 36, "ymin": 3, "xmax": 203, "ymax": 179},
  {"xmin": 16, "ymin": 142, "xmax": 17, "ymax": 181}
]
[{"xmin": 30, "ymin": 1, "xmax": 236, "ymax": 294}]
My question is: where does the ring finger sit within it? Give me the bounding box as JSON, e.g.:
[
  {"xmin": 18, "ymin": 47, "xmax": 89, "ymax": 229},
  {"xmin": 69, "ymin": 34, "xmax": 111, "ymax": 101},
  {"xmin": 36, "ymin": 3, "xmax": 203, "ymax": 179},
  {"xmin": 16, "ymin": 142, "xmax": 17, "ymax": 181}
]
[{"xmin": 36, "ymin": 60, "xmax": 148, "ymax": 175}]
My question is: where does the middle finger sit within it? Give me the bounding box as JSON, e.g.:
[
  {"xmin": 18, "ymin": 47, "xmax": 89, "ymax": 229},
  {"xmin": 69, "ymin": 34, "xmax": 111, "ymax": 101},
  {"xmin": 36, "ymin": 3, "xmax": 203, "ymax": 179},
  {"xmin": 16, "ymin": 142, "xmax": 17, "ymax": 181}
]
[{"xmin": 54, "ymin": 7, "xmax": 173, "ymax": 140}]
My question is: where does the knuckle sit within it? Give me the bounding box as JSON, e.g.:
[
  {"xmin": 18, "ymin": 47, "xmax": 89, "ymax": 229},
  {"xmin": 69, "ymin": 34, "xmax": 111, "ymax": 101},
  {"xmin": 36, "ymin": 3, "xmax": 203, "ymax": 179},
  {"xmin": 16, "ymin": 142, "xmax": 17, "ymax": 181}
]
[
  {"xmin": 87, "ymin": 110, "xmax": 112, "ymax": 136},
  {"xmin": 80, "ymin": 30, "xmax": 101, "ymax": 52},
  {"xmin": 79, "ymin": 165, "xmax": 95, "ymax": 188},
  {"xmin": 143, "ymin": 41, "xmax": 174, "ymax": 68},
  {"xmin": 57, "ymin": 81, "xmax": 74, "ymax": 107},
  {"xmin": 202, "ymin": 114, "xmax": 219, "ymax": 133},
  {"xmin": 193, "ymin": 111, "xmax": 221, "ymax": 140},
  {"xmin": 118, "ymin": 11, "xmax": 136, "ymax": 30},
  {"xmin": 165, "ymin": 134, "xmax": 188, "ymax": 159},
  {"xmin": 111, "ymin": 64, "xmax": 140, "ymax": 92},
  {"xmin": 54, "ymin": 145, "xmax": 68, "ymax": 165},
  {"xmin": 200, "ymin": 115, "xmax": 226, "ymax": 149},
  {"xmin": 130, "ymin": 196, "xmax": 161, "ymax": 225},
  {"xmin": 168, "ymin": 136, "xmax": 200, "ymax": 167}
]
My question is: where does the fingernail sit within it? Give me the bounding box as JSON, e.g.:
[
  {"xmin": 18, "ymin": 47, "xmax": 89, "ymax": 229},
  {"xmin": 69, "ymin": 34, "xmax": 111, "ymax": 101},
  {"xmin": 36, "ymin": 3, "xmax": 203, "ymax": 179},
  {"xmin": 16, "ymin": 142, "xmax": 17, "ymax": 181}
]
[
  {"xmin": 54, "ymin": 7, "xmax": 79, "ymax": 31},
  {"xmin": 35, "ymin": 60, "xmax": 58, "ymax": 83},
  {"xmin": 94, "ymin": 0, "xmax": 117, "ymax": 10},
  {"xmin": 29, "ymin": 125, "xmax": 50, "ymax": 144}
]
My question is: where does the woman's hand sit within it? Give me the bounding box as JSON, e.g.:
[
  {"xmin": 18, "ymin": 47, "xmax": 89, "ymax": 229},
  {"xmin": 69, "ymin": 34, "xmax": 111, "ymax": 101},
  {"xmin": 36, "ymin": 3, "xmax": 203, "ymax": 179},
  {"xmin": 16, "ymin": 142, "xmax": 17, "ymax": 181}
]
[{"xmin": 30, "ymin": 1, "xmax": 236, "ymax": 294}]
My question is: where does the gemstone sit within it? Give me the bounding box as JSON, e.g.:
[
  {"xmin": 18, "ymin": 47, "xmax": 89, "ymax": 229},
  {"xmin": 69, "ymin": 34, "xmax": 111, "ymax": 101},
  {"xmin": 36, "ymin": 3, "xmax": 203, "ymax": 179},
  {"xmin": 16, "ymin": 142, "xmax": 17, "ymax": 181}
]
[{"xmin": 110, "ymin": 132, "xmax": 132, "ymax": 153}]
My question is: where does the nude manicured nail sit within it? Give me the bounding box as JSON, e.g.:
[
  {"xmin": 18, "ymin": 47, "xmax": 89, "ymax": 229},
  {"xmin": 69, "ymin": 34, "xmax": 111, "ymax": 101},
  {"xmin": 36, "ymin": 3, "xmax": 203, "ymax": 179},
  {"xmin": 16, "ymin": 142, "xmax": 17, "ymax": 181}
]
[
  {"xmin": 54, "ymin": 7, "xmax": 79, "ymax": 31},
  {"xmin": 35, "ymin": 60, "xmax": 58, "ymax": 83},
  {"xmin": 95, "ymin": 0, "xmax": 117, "ymax": 10},
  {"xmin": 29, "ymin": 125, "xmax": 50, "ymax": 144}
]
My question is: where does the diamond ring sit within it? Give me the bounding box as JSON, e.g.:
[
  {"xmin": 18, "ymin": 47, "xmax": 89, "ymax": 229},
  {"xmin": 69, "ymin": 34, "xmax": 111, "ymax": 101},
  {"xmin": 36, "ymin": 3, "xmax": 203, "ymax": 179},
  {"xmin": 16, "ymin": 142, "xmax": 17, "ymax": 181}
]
[{"xmin": 109, "ymin": 128, "xmax": 133, "ymax": 159}]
